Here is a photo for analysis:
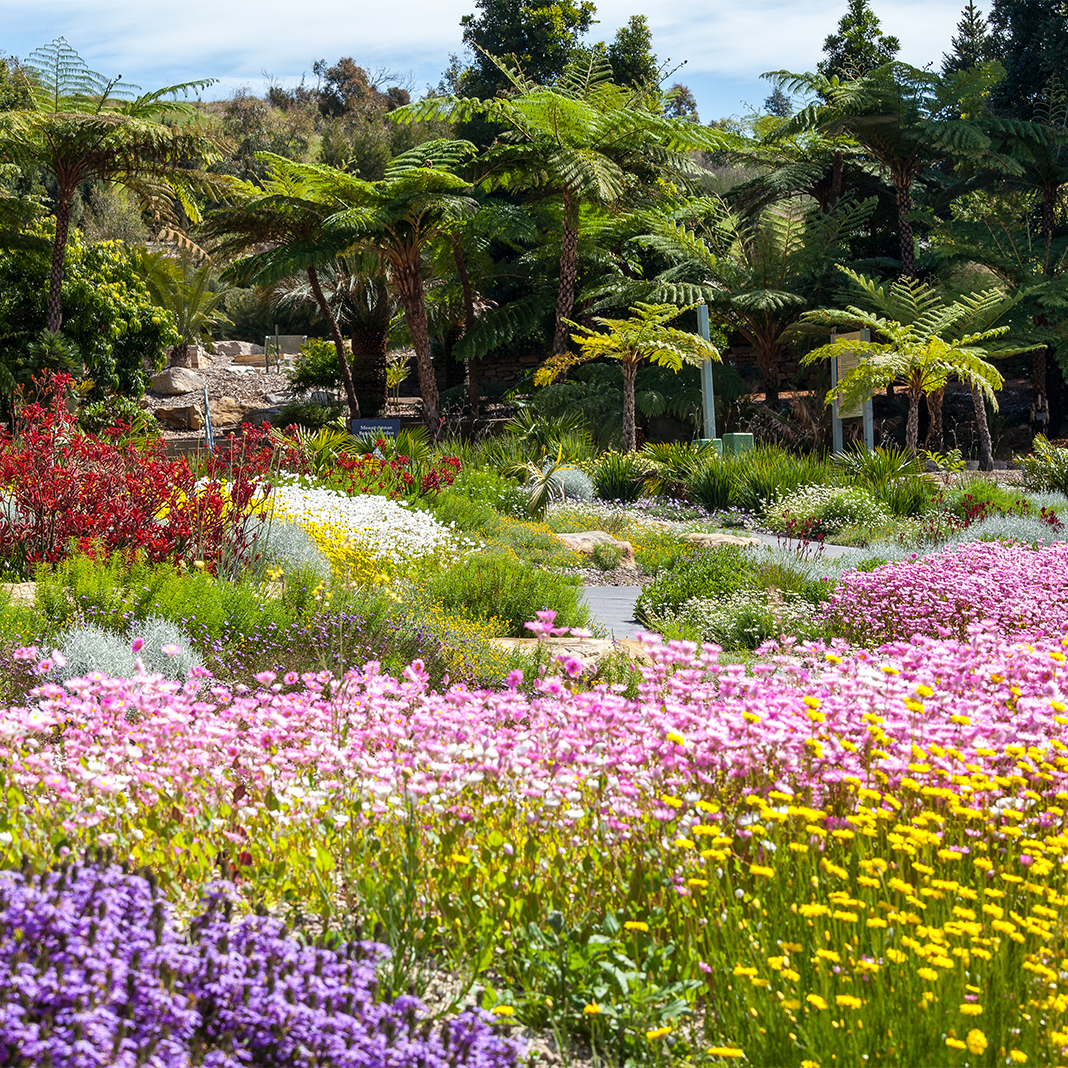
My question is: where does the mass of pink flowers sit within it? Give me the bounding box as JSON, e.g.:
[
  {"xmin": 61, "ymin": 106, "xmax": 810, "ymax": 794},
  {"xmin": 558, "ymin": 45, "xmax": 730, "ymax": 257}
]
[
  {"xmin": 825, "ymin": 539, "xmax": 1068, "ymax": 645},
  {"xmin": 7, "ymin": 622, "xmax": 1067, "ymax": 839}
]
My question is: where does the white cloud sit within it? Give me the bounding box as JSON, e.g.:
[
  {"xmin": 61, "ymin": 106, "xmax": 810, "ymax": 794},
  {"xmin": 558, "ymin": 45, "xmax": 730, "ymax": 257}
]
[{"xmin": 4, "ymin": 0, "xmax": 969, "ymax": 119}]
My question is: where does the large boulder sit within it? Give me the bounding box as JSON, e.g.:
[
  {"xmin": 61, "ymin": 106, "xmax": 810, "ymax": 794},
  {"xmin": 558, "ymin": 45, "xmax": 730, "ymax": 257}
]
[
  {"xmin": 151, "ymin": 367, "xmax": 205, "ymax": 396},
  {"xmin": 213, "ymin": 340, "xmax": 264, "ymax": 357},
  {"xmin": 155, "ymin": 404, "xmax": 204, "ymax": 431},
  {"xmin": 208, "ymin": 397, "xmax": 258, "ymax": 428},
  {"xmin": 556, "ymin": 531, "xmax": 636, "ymax": 568}
]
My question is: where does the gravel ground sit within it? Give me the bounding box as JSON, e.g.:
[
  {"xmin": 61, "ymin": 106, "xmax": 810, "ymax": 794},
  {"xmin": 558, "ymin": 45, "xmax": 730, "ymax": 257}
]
[{"xmin": 143, "ymin": 355, "xmax": 291, "ymax": 418}]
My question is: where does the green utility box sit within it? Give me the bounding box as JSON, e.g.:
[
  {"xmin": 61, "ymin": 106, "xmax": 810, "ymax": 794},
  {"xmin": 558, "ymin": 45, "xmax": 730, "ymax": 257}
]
[
  {"xmin": 696, "ymin": 438, "xmax": 724, "ymax": 456},
  {"xmin": 722, "ymin": 433, "xmax": 754, "ymax": 455}
]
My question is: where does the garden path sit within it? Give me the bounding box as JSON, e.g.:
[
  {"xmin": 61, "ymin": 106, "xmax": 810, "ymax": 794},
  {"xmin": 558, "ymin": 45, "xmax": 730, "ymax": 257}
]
[
  {"xmin": 581, "ymin": 585, "xmax": 644, "ymax": 638},
  {"xmin": 581, "ymin": 537, "xmax": 860, "ymax": 637},
  {"xmin": 745, "ymin": 533, "xmax": 859, "ymax": 559}
]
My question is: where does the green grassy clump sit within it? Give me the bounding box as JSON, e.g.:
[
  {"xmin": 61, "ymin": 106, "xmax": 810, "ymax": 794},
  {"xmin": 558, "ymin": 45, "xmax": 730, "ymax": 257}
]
[
  {"xmin": 32, "ymin": 552, "xmax": 318, "ymax": 644},
  {"xmin": 634, "ymin": 545, "xmax": 757, "ymax": 626},
  {"xmin": 424, "ymin": 547, "xmax": 590, "ymax": 638}
]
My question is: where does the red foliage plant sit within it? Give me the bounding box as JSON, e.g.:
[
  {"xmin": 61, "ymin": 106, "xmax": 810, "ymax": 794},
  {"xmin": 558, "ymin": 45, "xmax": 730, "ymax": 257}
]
[{"xmin": 0, "ymin": 374, "xmax": 274, "ymax": 578}]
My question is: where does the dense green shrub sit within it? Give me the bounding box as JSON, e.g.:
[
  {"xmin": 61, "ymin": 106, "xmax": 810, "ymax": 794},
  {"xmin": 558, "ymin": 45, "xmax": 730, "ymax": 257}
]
[
  {"xmin": 679, "ymin": 447, "xmax": 828, "ymax": 515},
  {"xmin": 424, "ymin": 548, "xmax": 589, "ymax": 637},
  {"xmin": 643, "ymin": 440, "xmax": 720, "ymax": 497},
  {"xmin": 683, "ymin": 457, "xmax": 735, "ymax": 511},
  {"xmin": 589, "ymin": 450, "xmax": 649, "ymax": 502},
  {"xmin": 1019, "ymin": 435, "xmax": 1068, "ymax": 496},
  {"xmin": 729, "ymin": 447, "xmax": 828, "ymax": 513},
  {"xmin": 634, "ymin": 545, "xmax": 757, "ymax": 626},
  {"xmin": 33, "ymin": 553, "xmax": 317, "ymax": 644}
]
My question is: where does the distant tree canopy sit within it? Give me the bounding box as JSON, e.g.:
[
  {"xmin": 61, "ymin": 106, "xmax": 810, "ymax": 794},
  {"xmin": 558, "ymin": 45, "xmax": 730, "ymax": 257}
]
[
  {"xmin": 990, "ymin": 0, "xmax": 1068, "ymax": 119},
  {"xmin": 451, "ymin": 0, "xmax": 660, "ymax": 102},
  {"xmin": 817, "ymin": 0, "xmax": 900, "ymax": 81},
  {"xmin": 943, "ymin": 1, "xmax": 995, "ymax": 76},
  {"xmin": 602, "ymin": 14, "xmax": 658, "ymax": 90},
  {"xmin": 456, "ymin": 0, "xmax": 597, "ymax": 98}
]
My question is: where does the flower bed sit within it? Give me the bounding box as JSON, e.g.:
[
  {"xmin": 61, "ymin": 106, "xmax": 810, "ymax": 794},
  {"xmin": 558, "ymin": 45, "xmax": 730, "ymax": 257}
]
[
  {"xmin": 826, "ymin": 539, "xmax": 1068, "ymax": 644},
  {"xmin": 4, "ymin": 624, "xmax": 1068, "ymax": 1063},
  {"xmin": 0, "ymin": 861, "xmax": 520, "ymax": 1067},
  {"xmin": 270, "ymin": 484, "xmax": 461, "ymax": 584}
]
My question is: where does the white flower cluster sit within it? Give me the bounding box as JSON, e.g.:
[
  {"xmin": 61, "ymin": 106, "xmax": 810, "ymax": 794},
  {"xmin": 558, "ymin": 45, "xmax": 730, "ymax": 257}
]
[
  {"xmin": 270, "ymin": 485, "xmax": 455, "ymax": 560},
  {"xmin": 764, "ymin": 484, "xmax": 890, "ymax": 537},
  {"xmin": 677, "ymin": 588, "xmax": 819, "ymax": 647}
]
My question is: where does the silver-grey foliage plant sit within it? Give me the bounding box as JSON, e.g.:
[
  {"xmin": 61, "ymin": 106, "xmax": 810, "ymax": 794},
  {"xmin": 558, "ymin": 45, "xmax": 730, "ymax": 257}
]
[
  {"xmin": 257, "ymin": 519, "xmax": 330, "ymax": 579},
  {"xmin": 56, "ymin": 616, "xmax": 203, "ymax": 682}
]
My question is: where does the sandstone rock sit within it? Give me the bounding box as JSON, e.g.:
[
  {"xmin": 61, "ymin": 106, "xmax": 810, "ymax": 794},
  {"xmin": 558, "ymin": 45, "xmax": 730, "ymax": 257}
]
[
  {"xmin": 1, "ymin": 582, "xmax": 35, "ymax": 606},
  {"xmin": 213, "ymin": 340, "xmax": 264, "ymax": 357},
  {"xmin": 155, "ymin": 404, "xmax": 204, "ymax": 431},
  {"xmin": 489, "ymin": 635, "xmax": 654, "ymax": 676},
  {"xmin": 556, "ymin": 531, "xmax": 636, "ymax": 568},
  {"xmin": 208, "ymin": 397, "xmax": 256, "ymax": 427},
  {"xmin": 679, "ymin": 531, "xmax": 758, "ymax": 549},
  {"xmin": 151, "ymin": 367, "xmax": 205, "ymax": 396}
]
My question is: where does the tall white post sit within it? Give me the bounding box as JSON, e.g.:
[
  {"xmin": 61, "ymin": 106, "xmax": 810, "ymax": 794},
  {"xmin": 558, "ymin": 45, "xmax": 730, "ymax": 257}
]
[{"xmin": 697, "ymin": 304, "xmax": 717, "ymax": 441}]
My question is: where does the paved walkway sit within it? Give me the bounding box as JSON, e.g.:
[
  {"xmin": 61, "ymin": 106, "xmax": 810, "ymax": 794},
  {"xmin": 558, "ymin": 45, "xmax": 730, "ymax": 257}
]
[
  {"xmin": 582, "ymin": 586, "xmax": 645, "ymax": 639},
  {"xmin": 744, "ymin": 532, "xmax": 862, "ymax": 560},
  {"xmin": 581, "ymin": 537, "xmax": 864, "ymax": 637}
]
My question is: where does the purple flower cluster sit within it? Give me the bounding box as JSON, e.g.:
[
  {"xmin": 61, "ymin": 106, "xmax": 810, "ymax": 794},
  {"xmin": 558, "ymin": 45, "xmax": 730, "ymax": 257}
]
[
  {"xmin": 826, "ymin": 539, "xmax": 1068, "ymax": 644},
  {"xmin": 0, "ymin": 862, "xmax": 521, "ymax": 1068}
]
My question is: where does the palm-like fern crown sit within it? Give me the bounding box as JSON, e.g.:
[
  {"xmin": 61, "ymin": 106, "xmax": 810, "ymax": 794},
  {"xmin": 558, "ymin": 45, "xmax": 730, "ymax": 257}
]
[
  {"xmin": 207, "ymin": 144, "xmax": 478, "ymax": 286},
  {"xmin": 800, "ymin": 266, "xmax": 1044, "ymax": 409},
  {"xmin": 392, "ymin": 53, "xmax": 721, "ymax": 208},
  {"xmin": 762, "ymin": 61, "xmax": 1060, "ymax": 181},
  {"xmin": 619, "ymin": 196, "xmax": 874, "ymax": 331},
  {"xmin": 535, "ymin": 301, "xmax": 720, "ymax": 384},
  {"xmin": 1, "ymin": 38, "xmax": 226, "ymax": 239}
]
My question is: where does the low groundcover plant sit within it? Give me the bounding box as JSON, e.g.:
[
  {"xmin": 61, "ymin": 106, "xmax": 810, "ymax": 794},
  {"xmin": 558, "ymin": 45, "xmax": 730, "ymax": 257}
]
[
  {"xmin": 0, "ymin": 859, "xmax": 522, "ymax": 1067},
  {"xmin": 2, "ymin": 616, "xmax": 1068, "ymax": 1063},
  {"xmin": 826, "ymin": 539, "xmax": 1068, "ymax": 644}
]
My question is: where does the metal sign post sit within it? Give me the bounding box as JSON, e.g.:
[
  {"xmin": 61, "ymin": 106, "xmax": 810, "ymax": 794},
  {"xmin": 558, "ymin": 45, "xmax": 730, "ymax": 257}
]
[
  {"xmin": 830, "ymin": 329, "xmax": 873, "ymax": 453},
  {"xmin": 697, "ymin": 304, "xmax": 717, "ymax": 441},
  {"xmin": 203, "ymin": 386, "xmax": 214, "ymax": 454}
]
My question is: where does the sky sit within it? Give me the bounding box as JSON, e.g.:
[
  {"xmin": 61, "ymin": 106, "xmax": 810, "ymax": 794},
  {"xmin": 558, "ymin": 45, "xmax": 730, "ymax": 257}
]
[{"xmin": 4, "ymin": 0, "xmax": 971, "ymax": 121}]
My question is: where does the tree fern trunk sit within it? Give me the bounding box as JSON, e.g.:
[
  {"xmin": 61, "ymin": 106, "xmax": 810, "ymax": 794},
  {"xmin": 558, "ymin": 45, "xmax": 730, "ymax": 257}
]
[
  {"xmin": 349, "ymin": 321, "xmax": 388, "ymax": 417},
  {"xmin": 756, "ymin": 343, "xmax": 780, "ymax": 409},
  {"xmin": 895, "ymin": 178, "xmax": 916, "ymax": 280},
  {"xmin": 905, "ymin": 390, "xmax": 920, "ymax": 454},
  {"xmin": 169, "ymin": 342, "xmax": 191, "ymax": 369},
  {"xmin": 452, "ymin": 235, "xmax": 480, "ymax": 418},
  {"xmin": 307, "ymin": 266, "xmax": 360, "ymax": 420},
  {"xmin": 971, "ymin": 386, "xmax": 994, "ymax": 471},
  {"xmin": 621, "ymin": 359, "xmax": 638, "ymax": 452},
  {"xmin": 395, "ymin": 259, "xmax": 441, "ymax": 438},
  {"xmin": 46, "ymin": 195, "xmax": 74, "ymax": 333},
  {"xmin": 552, "ymin": 191, "xmax": 579, "ymax": 356},
  {"xmin": 925, "ymin": 387, "xmax": 944, "ymax": 452},
  {"xmin": 1032, "ymin": 345, "xmax": 1049, "ymax": 430}
]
